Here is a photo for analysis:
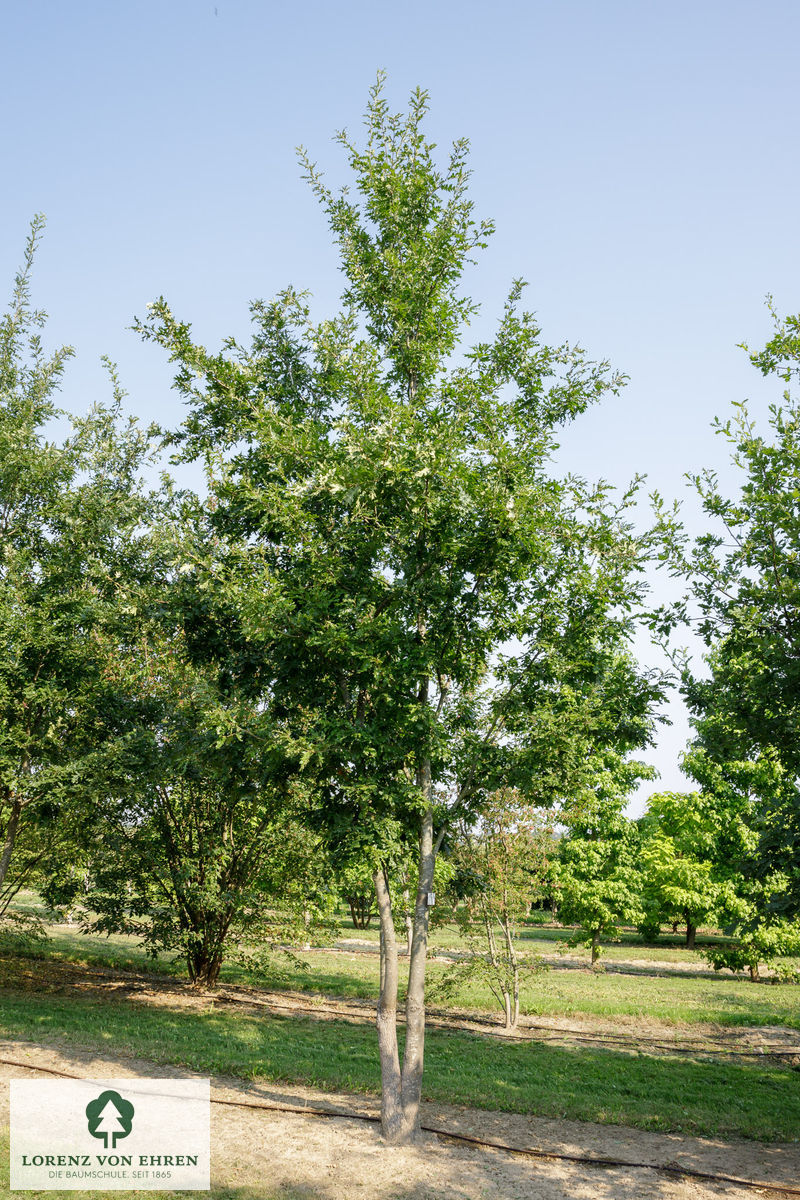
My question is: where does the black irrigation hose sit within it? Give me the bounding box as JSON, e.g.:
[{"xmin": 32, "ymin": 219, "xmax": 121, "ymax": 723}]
[{"xmin": 1, "ymin": 1056, "xmax": 799, "ymax": 1197}]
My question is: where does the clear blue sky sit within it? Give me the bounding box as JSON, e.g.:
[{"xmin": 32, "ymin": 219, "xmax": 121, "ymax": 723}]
[{"xmin": 4, "ymin": 0, "xmax": 799, "ymax": 808}]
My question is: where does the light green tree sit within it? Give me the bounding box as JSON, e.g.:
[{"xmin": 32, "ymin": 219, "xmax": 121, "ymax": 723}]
[
  {"xmin": 638, "ymin": 791, "xmax": 721, "ymax": 948},
  {"xmin": 555, "ymin": 774, "xmax": 646, "ymax": 965}
]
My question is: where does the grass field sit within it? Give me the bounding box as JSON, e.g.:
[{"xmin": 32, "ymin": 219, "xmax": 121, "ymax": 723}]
[
  {"xmin": 2, "ymin": 901, "xmax": 799, "ymax": 1146},
  {"xmin": 21, "ymin": 922, "xmax": 800, "ymax": 1031},
  {"xmin": 0, "ymin": 982, "xmax": 798, "ymax": 1141}
]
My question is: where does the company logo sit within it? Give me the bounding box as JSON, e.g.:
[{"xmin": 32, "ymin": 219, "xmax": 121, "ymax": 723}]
[
  {"xmin": 86, "ymin": 1090, "xmax": 135, "ymax": 1149},
  {"xmin": 11, "ymin": 1078, "xmax": 210, "ymax": 1190}
]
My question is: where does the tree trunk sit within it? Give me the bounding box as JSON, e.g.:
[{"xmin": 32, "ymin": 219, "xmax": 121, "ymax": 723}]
[
  {"xmin": 0, "ymin": 796, "xmax": 23, "ymax": 904},
  {"xmin": 373, "ymin": 865, "xmax": 404, "ymax": 1141},
  {"xmin": 371, "ymin": 765, "xmax": 435, "ymax": 1144},
  {"xmin": 591, "ymin": 928, "xmax": 601, "ymax": 966},
  {"xmin": 500, "ymin": 910, "xmax": 520, "ymax": 1029},
  {"xmin": 749, "ymin": 962, "xmax": 760, "ymax": 982},
  {"xmin": 404, "ymin": 890, "xmax": 413, "ymax": 957},
  {"xmin": 187, "ymin": 943, "xmax": 223, "ymax": 987},
  {"xmin": 347, "ymin": 893, "xmax": 373, "ymax": 930},
  {"xmin": 685, "ymin": 916, "xmax": 696, "ymax": 950},
  {"xmin": 399, "ymin": 771, "xmax": 435, "ymax": 1141}
]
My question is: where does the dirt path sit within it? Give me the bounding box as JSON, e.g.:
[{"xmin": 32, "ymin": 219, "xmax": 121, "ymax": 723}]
[{"xmin": 2, "ymin": 1039, "xmax": 798, "ymax": 1199}]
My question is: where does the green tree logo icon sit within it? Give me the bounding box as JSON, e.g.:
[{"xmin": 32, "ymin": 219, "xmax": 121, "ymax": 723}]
[{"xmin": 85, "ymin": 1090, "xmax": 135, "ymax": 1149}]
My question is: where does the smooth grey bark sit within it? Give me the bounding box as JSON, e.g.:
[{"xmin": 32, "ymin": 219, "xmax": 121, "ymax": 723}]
[
  {"xmin": 372, "ymin": 758, "xmax": 436, "ymax": 1144},
  {"xmin": 399, "ymin": 769, "xmax": 434, "ymax": 1140},
  {"xmin": 373, "ymin": 864, "xmax": 404, "ymax": 1141}
]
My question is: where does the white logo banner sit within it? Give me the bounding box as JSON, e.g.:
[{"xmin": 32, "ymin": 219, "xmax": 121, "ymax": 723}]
[{"xmin": 10, "ymin": 1078, "xmax": 210, "ymax": 1190}]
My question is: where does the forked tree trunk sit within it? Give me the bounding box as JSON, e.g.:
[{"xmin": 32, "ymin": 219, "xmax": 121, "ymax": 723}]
[
  {"xmin": 373, "ymin": 759, "xmax": 436, "ymax": 1144},
  {"xmin": 347, "ymin": 893, "xmax": 374, "ymax": 930},
  {"xmin": 187, "ymin": 945, "xmax": 224, "ymax": 987}
]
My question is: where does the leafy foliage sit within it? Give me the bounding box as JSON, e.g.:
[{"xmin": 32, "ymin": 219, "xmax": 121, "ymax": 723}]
[
  {"xmin": 0, "ymin": 218, "xmax": 156, "ymax": 914},
  {"xmin": 654, "ymin": 305, "xmax": 800, "ymax": 925},
  {"xmin": 136, "ymin": 77, "xmax": 663, "ymax": 1140},
  {"xmin": 555, "ymin": 787, "xmax": 645, "ymax": 965}
]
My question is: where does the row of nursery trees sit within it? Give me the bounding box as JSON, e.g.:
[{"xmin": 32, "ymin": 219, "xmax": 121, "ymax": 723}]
[{"xmin": 2, "ymin": 81, "xmax": 800, "ymax": 1144}]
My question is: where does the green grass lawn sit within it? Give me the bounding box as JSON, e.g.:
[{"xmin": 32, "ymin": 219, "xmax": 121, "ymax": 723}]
[
  {"xmin": 15, "ymin": 889, "xmax": 738, "ymax": 967},
  {"xmin": 0, "ymin": 984, "xmax": 797, "ymax": 1142},
  {"xmin": 22, "ymin": 923, "xmax": 800, "ymax": 1032}
]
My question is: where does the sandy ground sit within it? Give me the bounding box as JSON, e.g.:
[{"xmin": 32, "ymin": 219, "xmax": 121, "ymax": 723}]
[{"xmin": 2, "ymin": 1039, "xmax": 799, "ymax": 1199}]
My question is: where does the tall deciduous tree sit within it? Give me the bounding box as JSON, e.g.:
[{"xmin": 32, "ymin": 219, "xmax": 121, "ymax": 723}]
[
  {"xmin": 0, "ymin": 218, "xmax": 154, "ymax": 916},
  {"xmin": 138, "ymin": 80, "xmax": 660, "ymax": 1143},
  {"xmin": 655, "ymin": 306, "xmax": 800, "ymax": 922}
]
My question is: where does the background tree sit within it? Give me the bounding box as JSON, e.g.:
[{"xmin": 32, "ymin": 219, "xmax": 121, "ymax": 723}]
[
  {"xmin": 67, "ymin": 497, "xmax": 335, "ymax": 987},
  {"xmin": 138, "ymin": 80, "xmax": 661, "ymax": 1143},
  {"xmin": 0, "ymin": 218, "xmax": 155, "ymax": 921},
  {"xmin": 555, "ymin": 772, "xmax": 646, "ymax": 965},
  {"xmin": 437, "ymin": 789, "xmax": 552, "ymax": 1029},
  {"xmin": 637, "ymin": 791, "xmax": 721, "ymax": 948},
  {"xmin": 337, "ymin": 860, "xmax": 377, "ymax": 931},
  {"xmin": 655, "ymin": 306, "xmax": 800, "ymax": 927}
]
